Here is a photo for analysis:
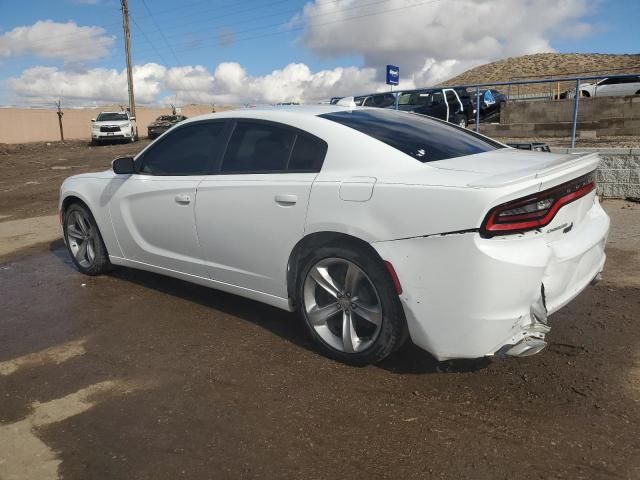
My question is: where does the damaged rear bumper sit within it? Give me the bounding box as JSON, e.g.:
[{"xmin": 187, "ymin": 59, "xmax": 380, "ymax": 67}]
[{"xmin": 371, "ymin": 198, "xmax": 609, "ymax": 361}]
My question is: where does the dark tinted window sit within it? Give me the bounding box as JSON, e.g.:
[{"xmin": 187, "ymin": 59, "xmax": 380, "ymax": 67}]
[
  {"xmin": 289, "ymin": 134, "xmax": 327, "ymax": 171},
  {"xmin": 398, "ymin": 90, "xmax": 432, "ymax": 106},
  {"xmin": 320, "ymin": 109, "xmax": 503, "ymax": 163},
  {"xmin": 221, "ymin": 122, "xmax": 295, "ymax": 173},
  {"xmin": 140, "ymin": 122, "xmax": 226, "ymax": 175}
]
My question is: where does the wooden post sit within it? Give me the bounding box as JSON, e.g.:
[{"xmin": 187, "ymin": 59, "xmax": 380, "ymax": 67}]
[{"xmin": 56, "ymin": 99, "xmax": 64, "ymax": 142}]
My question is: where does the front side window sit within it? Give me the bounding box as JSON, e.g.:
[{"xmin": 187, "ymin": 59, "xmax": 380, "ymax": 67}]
[
  {"xmin": 221, "ymin": 122, "xmax": 296, "ymax": 173},
  {"xmin": 320, "ymin": 109, "xmax": 504, "ymax": 163},
  {"xmin": 139, "ymin": 122, "xmax": 226, "ymax": 175}
]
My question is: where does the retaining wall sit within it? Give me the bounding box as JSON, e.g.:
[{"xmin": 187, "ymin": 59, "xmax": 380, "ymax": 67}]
[
  {"xmin": 550, "ymin": 147, "xmax": 640, "ymax": 198},
  {"xmin": 481, "ymin": 95, "xmax": 640, "ymax": 137}
]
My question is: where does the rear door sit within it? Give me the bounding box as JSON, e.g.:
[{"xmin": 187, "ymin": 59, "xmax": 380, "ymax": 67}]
[
  {"xmin": 195, "ymin": 120, "xmax": 328, "ymax": 297},
  {"xmin": 617, "ymin": 75, "xmax": 640, "ymax": 96},
  {"xmin": 109, "ymin": 120, "xmax": 228, "ymax": 277}
]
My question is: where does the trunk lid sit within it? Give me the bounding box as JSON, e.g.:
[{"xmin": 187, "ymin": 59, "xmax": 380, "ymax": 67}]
[{"xmin": 429, "ymin": 148, "xmax": 599, "ymax": 191}]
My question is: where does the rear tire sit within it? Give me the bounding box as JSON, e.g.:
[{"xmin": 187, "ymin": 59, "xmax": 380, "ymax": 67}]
[
  {"xmin": 63, "ymin": 203, "xmax": 111, "ymax": 276},
  {"xmin": 297, "ymin": 244, "xmax": 408, "ymax": 365}
]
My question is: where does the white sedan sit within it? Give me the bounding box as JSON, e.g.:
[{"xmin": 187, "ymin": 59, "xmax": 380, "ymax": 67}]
[
  {"xmin": 580, "ymin": 75, "xmax": 640, "ymax": 97},
  {"xmin": 59, "ymin": 106, "xmax": 609, "ymax": 365}
]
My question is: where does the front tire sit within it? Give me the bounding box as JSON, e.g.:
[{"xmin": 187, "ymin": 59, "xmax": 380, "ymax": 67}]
[
  {"xmin": 63, "ymin": 203, "xmax": 111, "ymax": 276},
  {"xmin": 297, "ymin": 245, "xmax": 407, "ymax": 365}
]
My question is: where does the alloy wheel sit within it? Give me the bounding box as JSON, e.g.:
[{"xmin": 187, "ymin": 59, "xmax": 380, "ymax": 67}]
[
  {"xmin": 303, "ymin": 258, "xmax": 383, "ymax": 353},
  {"xmin": 66, "ymin": 210, "xmax": 97, "ymax": 268}
]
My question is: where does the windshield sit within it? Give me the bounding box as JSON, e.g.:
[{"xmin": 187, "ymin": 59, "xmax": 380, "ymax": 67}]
[
  {"xmin": 97, "ymin": 112, "xmax": 128, "ymax": 122},
  {"xmin": 319, "ymin": 109, "xmax": 504, "ymax": 163}
]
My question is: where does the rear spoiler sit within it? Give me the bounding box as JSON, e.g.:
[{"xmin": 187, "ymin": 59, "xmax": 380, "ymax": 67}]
[{"xmin": 469, "ymin": 152, "xmax": 600, "ymax": 188}]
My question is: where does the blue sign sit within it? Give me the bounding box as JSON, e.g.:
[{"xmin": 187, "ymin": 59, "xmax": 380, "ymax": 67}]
[{"xmin": 386, "ymin": 65, "xmax": 399, "ymax": 86}]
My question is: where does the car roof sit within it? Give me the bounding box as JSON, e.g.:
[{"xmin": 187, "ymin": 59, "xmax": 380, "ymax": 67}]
[{"xmin": 180, "ymin": 104, "xmax": 364, "ymax": 124}]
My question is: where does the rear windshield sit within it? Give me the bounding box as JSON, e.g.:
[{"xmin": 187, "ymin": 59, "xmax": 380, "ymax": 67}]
[{"xmin": 319, "ymin": 109, "xmax": 504, "ymax": 162}]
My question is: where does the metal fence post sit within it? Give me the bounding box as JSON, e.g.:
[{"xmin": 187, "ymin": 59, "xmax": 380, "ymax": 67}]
[
  {"xmin": 570, "ymin": 79, "xmax": 580, "ymax": 148},
  {"xmin": 475, "ymin": 86, "xmax": 481, "ymax": 132}
]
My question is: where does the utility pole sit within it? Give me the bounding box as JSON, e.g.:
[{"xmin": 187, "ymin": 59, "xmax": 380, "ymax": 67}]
[
  {"xmin": 121, "ymin": 0, "xmax": 136, "ymax": 124},
  {"xmin": 56, "ymin": 99, "xmax": 64, "ymax": 142}
]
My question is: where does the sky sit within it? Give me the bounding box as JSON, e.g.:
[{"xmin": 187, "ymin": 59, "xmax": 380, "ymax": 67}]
[{"xmin": 0, "ymin": 0, "xmax": 638, "ymax": 107}]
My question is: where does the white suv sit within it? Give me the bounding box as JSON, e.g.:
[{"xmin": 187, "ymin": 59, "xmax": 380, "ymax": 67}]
[
  {"xmin": 580, "ymin": 75, "xmax": 640, "ymax": 97},
  {"xmin": 91, "ymin": 111, "xmax": 137, "ymax": 145}
]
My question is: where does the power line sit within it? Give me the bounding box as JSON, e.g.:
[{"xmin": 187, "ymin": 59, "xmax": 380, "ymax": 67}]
[
  {"xmin": 137, "ymin": 0, "xmax": 210, "ymax": 106},
  {"xmin": 135, "ymin": 0, "xmax": 447, "ymax": 56}
]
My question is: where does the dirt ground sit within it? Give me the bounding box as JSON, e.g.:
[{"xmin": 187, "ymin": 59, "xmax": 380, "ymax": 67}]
[{"xmin": 0, "ymin": 140, "xmax": 639, "ymax": 480}]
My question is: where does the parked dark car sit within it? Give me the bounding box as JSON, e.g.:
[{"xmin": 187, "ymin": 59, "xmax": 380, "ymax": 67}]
[
  {"xmin": 147, "ymin": 115, "xmax": 188, "ymax": 139},
  {"xmin": 469, "ymin": 89, "xmax": 507, "ymax": 122},
  {"xmin": 391, "ymin": 87, "xmax": 472, "ymax": 127}
]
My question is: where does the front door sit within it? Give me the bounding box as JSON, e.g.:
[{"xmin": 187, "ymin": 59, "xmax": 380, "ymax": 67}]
[
  {"xmin": 109, "ymin": 120, "xmax": 228, "ymax": 277},
  {"xmin": 195, "ymin": 120, "xmax": 328, "ymax": 297}
]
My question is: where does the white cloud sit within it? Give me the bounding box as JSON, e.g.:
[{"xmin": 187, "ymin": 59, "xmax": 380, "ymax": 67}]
[
  {"xmin": 8, "ymin": 63, "xmax": 166, "ymax": 106},
  {"xmin": 0, "ymin": 20, "xmax": 115, "ymax": 62},
  {"xmin": 297, "ymin": 0, "xmax": 595, "ymax": 85},
  {"xmin": 4, "ymin": 0, "xmax": 598, "ymax": 106},
  {"xmin": 6, "ymin": 60, "xmax": 384, "ymax": 106}
]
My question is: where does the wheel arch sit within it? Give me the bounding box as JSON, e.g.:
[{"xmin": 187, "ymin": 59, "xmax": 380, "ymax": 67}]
[
  {"xmin": 286, "ymin": 231, "xmax": 387, "ymax": 306},
  {"xmin": 61, "ymin": 194, "xmax": 91, "ymax": 215},
  {"xmin": 60, "ymin": 191, "xmax": 120, "ymax": 257}
]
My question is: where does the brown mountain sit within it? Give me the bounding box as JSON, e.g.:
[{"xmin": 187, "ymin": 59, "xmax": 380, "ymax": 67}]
[{"xmin": 440, "ymin": 53, "xmax": 640, "ymax": 94}]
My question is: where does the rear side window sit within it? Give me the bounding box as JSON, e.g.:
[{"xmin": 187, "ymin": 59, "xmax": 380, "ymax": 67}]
[
  {"xmin": 289, "ymin": 134, "xmax": 327, "ymax": 171},
  {"xmin": 221, "ymin": 122, "xmax": 327, "ymax": 173},
  {"xmin": 221, "ymin": 122, "xmax": 295, "ymax": 173},
  {"xmin": 320, "ymin": 109, "xmax": 503, "ymax": 163},
  {"xmin": 140, "ymin": 122, "xmax": 226, "ymax": 175}
]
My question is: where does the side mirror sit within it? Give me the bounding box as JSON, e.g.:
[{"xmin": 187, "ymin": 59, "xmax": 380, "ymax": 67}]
[
  {"xmin": 130, "ymin": 116, "xmax": 136, "ymax": 121},
  {"xmin": 91, "ymin": 118, "xmax": 96, "ymax": 122},
  {"xmin": 112, "ymin": 156, "xmax": 135, "ymax": 174}
]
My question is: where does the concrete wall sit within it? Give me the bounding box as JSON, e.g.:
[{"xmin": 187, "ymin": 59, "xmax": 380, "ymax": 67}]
[
  {"xmin": 550, "ymin": 147, "xmax": 640, "ymax": 199},
  {"xmin": 481, "ymin": 95, "xmax": 640, "ymax": 138},
  {"xmin": 0, "ymin": 105, "xmax": 228, "ymax": 144}
]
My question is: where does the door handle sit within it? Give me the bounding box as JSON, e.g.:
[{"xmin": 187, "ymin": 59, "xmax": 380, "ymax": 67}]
[
  {"xmin": 275, "ymin": 194, "xmax": 297, "ymax": 206},
  {"xmin": 174, "ymin": 193, "xmax": 191, "ymax": 205}
]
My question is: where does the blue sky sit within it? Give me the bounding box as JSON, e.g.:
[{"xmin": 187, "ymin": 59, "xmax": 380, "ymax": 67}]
[{"xmin": 0, "ymin": 0, "xmax": 638, "ymax": 106}]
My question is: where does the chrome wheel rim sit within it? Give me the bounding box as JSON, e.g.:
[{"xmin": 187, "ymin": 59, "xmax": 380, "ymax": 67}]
[
  {"xmin": 65, "ymin": 210, "xmax": 96, "ymax": 268},
  {"xmin": 458, "ymin": 118, "xmax": 466, "ymax": 128},
  {"xmin": 303, "ymin": 258, "xmax": 382, "ymax": 353}
]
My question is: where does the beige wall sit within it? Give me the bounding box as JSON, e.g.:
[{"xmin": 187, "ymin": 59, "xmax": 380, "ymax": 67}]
[{"xmin": 0, "ymin": 105, "xmax": 231, "ymax": 144}]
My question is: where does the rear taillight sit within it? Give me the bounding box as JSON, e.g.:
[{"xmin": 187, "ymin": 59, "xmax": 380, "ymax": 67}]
[{"xmin": 481, "ymin": 171, "xmax": 596, "ymax": 237}]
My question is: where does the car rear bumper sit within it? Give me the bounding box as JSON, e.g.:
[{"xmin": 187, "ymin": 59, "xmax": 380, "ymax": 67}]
[{"xmin": 372, "ymin": 198, "xmax": 609, "ymax": 361}]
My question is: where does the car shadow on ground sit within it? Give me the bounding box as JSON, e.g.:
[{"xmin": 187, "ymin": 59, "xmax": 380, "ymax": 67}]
[{"xmin": 48, "ymin": 239, "xmax": 491, "ymax": 375}]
